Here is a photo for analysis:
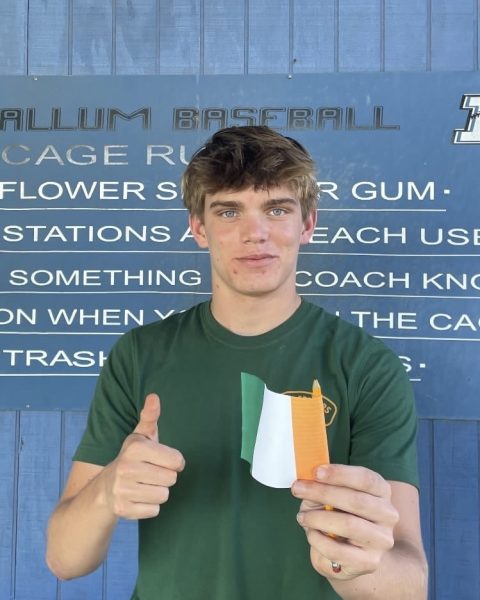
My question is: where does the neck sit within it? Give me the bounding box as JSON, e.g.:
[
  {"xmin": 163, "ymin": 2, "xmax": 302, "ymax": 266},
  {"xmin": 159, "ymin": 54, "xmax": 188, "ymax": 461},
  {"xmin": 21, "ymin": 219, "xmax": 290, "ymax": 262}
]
[{"xmin": 210, "ymin": 291, "xmax": 301, "ymax": 336}]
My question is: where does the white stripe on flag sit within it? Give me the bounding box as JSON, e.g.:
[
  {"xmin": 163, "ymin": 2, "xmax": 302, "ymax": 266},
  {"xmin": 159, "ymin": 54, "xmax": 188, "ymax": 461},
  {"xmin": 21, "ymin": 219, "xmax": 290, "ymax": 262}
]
[{"xmin": 251, "ymin": 386, "xmax": 297, "ymax": 488}]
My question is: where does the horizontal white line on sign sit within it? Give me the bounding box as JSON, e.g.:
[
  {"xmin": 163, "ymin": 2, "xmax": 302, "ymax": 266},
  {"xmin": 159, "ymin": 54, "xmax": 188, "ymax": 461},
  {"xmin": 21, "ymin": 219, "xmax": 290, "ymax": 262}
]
[
  {"xmin": 317, "ymin": 208, "xmax": 447, "ymax": 212},
  {"xmin": 0, "ymin": 331, "xmax": 121, "ymax": 335},
  {"xmin": 0, "ymin": 373, "xmax": 99, "ymax": 377},
  {"xmin": 0, "ymin": 250, "xmax": 208, "ymax": 254},
  {"xmin": 0, "ymin": 207, "xmax": 446, "ymax": 212},
  {"xmin": 1, "ymin": 251, "xmax": 477, "ymax": 257},
  {"xmin": 0, "ymin": 290, "xmax": 210, "ymax": 294},
  {"xmin": 0, "ymin": 207, "xmax": 188, "ymax": 211},
  {"xmin": 377, "ymin": 336, "xmax": 480, "ymax": 342},
  {"xmin": 299, "ymin": 252, "xmax": 480, "ymax": 257},
  {"xmin": 0, "ymin": 332, "xmax": 476, "ymax": 341},
  {"xmin": 299, "ymin": 293, "xmax": 480, "ymax": 299}
]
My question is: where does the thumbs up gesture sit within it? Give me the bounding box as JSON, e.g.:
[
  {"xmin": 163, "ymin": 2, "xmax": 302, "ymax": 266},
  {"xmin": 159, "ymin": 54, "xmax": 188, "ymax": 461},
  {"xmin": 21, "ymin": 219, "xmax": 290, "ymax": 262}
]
[{"xmin": 103, "ymin": 393, "xmax": 185, "ymax": 520}]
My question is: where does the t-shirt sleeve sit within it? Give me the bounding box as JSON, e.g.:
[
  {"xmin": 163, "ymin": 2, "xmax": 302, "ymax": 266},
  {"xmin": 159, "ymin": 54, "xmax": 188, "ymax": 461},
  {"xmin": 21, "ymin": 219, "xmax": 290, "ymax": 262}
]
[
  {"xmin": 348, "ymin": 339, "xmax": 420, "ymax": 488},
  {"xmin": 73, "ymin": 329, "xmax": 141, "ymax": 466}
]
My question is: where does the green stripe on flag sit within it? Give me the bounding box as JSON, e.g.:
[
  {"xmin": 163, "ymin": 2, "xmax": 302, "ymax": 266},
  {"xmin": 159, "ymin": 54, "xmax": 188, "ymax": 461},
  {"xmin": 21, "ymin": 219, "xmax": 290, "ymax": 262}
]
[{"xmin": 240, "ymin": 372, "xmax": 265, "ymax": 464}]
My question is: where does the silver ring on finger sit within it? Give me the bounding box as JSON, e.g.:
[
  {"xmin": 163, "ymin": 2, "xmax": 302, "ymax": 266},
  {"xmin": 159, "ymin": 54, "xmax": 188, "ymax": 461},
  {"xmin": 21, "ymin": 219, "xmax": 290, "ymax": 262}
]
[{"xmin": 331, "ymin": 561, "xmax": 342, "ymax": 574}]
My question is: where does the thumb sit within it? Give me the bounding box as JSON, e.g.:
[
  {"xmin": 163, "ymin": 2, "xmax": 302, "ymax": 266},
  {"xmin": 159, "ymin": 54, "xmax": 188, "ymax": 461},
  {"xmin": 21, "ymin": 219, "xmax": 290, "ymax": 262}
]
[{"xmin": 133, "ymin": 393, "xmax": 160, "ymax": 441}]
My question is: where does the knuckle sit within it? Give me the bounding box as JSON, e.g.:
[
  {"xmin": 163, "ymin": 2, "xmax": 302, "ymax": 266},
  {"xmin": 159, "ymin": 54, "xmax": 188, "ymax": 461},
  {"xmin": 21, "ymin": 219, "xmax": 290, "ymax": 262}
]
[
  {"xmin": 115, "ymin": 461, "xmax": 129, "ymax": 478},
  {"xmin": 326, "ymin": 463, "xmax": 340, "ymax": 479},
  {"xmin": 343, "ymin": 512, "xmax": 359, "ymax": 533},
  {"xmin": 361, "ymin": 558, "xmax": 377, "ymax": 575},
  {"xmin": 159, "ymin": 486, "xmax": 170, "ymax": 504},
  {"xmin": 147, "ymin": 505, "xmax": 161, "ymax": 518},
  {"xmin": 166, "ymin": 470, "xmax": 178, "ymax": 486},
  {"xmin": 364, "ymin": 467, "xmax": 382, "ymax": 490},
  {"xmin": 380, "ymin": 527, "xmax": 395, "ymax": 550},
  {"xmin": 173, "ymin": 452, "xmax": 185, "ymax": 471},
  {"xmin": 111, "ymin": 477, "xmax": 125, "ymax": 499},
  {"xmin": 113, "ymin": 500, "xmax": 127, "ymax": 518},
  {"xmin": 389, "ymin": 506, "xmax": 400, "ymax": 526},
  {"xmin": 350, "ymin": 491, "xmax": 369, "ymax": 513}
]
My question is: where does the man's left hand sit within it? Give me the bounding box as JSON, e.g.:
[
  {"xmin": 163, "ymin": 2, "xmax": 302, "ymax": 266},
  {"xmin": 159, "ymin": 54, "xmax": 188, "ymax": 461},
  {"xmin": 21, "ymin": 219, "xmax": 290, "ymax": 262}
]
[{"xmin": 292, "ymin": 464, "xmax": 399, "ymax": 581}]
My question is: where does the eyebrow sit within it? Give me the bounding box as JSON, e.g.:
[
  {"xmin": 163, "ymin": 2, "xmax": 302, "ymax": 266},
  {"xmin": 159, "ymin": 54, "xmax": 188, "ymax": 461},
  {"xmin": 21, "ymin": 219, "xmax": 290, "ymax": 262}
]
[{"xmin": 208, "ymin": 200, "xmax": 242, "ymax": 210}]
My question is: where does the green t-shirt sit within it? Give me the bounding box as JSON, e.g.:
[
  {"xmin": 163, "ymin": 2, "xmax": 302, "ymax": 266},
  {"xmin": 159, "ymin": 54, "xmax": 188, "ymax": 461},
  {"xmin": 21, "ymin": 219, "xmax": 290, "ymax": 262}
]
[{"xmin": 74, "ymin": 300, "xmax": 419, "ymax": 600}]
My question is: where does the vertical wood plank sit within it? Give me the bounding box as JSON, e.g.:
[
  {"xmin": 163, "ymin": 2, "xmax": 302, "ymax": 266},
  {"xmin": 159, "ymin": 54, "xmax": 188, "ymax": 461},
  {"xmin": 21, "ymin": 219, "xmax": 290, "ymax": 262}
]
[
  {"xmin": 15, "ymin": 412, "xmax": 61, "ymax": 599},
  {"xmin": 433, "ymin": 420, "xmax": 480, "ymax": 600},
  {"xmin": 0, "ymin": 412, "xmax": 17, "ymax": 600},
  {"xmin": 203, "ymin": 0, "xmax": 245, "ymax": 74},
  {"xmin": 338, "ymin": 0, "xmax": 381, "ymax": 71},
  {"xmin": 105, "ymin": 521, "xmax": 139, "ymax": 600},
  {"xmin": 58, "ymin": 411, "xmax": 105, "ymax": 599},
  {"xmin": 27, "ymin": 0, "xmax": 69, "ymax": 75},
  {"xmin": 0, "ymin": 0, "xmax": 28, "ymax": 74},
  {"xmin": 71, "ymin": 0, "xmax": 113, "ymax": 74},
  {"xmin": 417, "ymin": 418, "xmax": 435, "ymax": 600},
  {"xmin": 248, "ymin": 0, "xmax": 290, "ymax": 73},
  {"xmin": 431, "ymin": 0, "xmax": 476, "ymax": 70},
  {"xmin": 384, "ymin": 0, "xmax": 428, "ymax": 70},
  {"xmin": 158, "ymin": 0, "xmax": 201, "ymax": 74},
  {"xmin": 293, "ymin": 0, "xmax": 336, "ymax": 73},
  {"xmin": 115, "ymin": 0, "xmax": 157, "ymax": 74}
]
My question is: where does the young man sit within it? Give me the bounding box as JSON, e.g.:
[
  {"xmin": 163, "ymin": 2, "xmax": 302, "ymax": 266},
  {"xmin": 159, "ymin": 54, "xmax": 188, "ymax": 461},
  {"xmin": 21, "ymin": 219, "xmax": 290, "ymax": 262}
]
[{"xmin": 46, "ymin": 126, "xmax": 428, "ymax": 599}]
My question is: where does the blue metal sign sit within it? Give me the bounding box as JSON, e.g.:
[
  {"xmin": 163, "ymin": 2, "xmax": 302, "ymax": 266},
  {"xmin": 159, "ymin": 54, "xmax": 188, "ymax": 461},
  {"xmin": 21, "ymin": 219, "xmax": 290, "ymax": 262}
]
[{"xmin": 0, "ymin": 73, "xmax": 479, "ymax": 416}]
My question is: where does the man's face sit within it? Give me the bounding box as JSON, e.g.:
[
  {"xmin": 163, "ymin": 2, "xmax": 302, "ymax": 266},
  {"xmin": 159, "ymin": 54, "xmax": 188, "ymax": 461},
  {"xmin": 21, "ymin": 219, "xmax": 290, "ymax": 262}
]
[{"xmin": 189, "ymin": 185, "xmax": 316, "ymax": 300}]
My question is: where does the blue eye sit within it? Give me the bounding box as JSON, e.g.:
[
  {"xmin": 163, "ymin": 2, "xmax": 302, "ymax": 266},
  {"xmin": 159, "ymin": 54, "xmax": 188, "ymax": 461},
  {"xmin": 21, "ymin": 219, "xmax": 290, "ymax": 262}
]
[
  {"xmin": 270, "ymin": 207, "xmax": 286, "ymax": 216},
  {"xmin": 221, "ymin": 209, "xmax": 237, "ymax": 218}
]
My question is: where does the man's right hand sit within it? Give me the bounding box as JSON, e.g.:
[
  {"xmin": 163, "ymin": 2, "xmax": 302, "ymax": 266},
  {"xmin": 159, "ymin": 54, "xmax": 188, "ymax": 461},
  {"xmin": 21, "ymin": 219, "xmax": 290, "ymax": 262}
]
[{"xmin": 103, "ymin": 393, "xmax": 185, "ymax": 520}]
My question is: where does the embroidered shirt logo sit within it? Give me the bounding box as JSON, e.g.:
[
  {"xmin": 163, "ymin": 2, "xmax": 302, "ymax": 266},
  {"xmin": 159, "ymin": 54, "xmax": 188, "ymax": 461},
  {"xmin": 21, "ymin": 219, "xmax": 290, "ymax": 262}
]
[{"xmin": 283, "ymin": 389, "xmax": 338, "ymax": 426}]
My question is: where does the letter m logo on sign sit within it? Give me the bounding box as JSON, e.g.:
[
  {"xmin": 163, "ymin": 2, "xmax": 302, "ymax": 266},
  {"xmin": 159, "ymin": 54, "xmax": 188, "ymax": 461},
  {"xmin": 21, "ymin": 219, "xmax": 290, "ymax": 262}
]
[{"xmin": 452, "ymin": 94, "xmax": 480, "ymax": 144}]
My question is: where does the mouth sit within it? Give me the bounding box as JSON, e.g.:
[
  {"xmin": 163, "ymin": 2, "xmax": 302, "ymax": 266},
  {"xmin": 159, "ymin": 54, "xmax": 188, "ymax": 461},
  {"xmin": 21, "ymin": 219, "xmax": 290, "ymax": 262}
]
[{"xmin": 236, "ymin": 254, "xmax": 277, "ymax": 268}]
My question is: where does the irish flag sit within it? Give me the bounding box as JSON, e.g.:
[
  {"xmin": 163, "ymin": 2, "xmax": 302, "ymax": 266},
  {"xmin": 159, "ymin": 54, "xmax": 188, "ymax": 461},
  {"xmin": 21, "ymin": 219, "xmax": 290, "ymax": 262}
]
[{"xmin": 241, "ymin": 373, "xmax": 330, "ymax": 488}]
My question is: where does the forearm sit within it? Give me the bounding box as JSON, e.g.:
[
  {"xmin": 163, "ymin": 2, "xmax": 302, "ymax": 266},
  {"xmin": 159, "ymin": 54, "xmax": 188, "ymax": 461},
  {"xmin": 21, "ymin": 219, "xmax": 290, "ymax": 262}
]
[
  {"xmin": 329, "ymin": 541, "xmax": 428, "ymax": 600},
  {"xmin": 46, "ymin": 468, "xmax": 118, "ymax": 580}
]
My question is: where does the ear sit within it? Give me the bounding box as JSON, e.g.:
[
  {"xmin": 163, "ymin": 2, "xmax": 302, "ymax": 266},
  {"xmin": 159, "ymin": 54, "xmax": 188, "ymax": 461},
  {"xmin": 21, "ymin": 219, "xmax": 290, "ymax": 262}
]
[
  {"xmin": 300, "ymin": 209, "xmax": 317, "ymax": 245},
  {"xmin": 189, "ymin": 213, "xmax": 209, "ymax": 249}
]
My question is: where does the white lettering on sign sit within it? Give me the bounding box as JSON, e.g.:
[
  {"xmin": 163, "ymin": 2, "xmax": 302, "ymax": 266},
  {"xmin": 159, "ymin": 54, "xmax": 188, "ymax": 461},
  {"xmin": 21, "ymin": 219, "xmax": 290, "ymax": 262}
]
[
  {"xmin": 420, "ymin": 228, "xmax": 480, "ymax": 246},
  {"xmin": 8, "ymin": 269, "xmax": 203, "ymax": 287},
  {"xmin": 47, "ymin": 308, "xmax": 144, "ymax": 327},
  {"xmin": 296, "ymin": 271, "xmax": 410, "ymax": 289},
  {"xmin": 2, "ymin": 349, "xmax": 108, "ymax": 368},
  {"xmin": 2, "ymin": 224, "xmax": 171, "ymax": 243},
  {"xmin": 0, "ymin": 308, "xmax": 37, "ymax": 325},
  {"xmin": 310, "ymin": 226, "xmax": 407, "ymax": 245},
  {"xmin": 0, "ymin": 180, "xmax": 146, "ymax": 200},
  {"xmin": 430, "ymin": 313, "xmax": 480, "ymax": 331},
  {"xmin": 351, "ymin": 181, "xmax": 435, "ymax": 201},
  {"xmin": 1, "ymin": 144, "xmax": 191, "ymax": 166},
  {"xmin": 422, "ymin": 273, "xmax": 480, "ymax": 291},
  {"xmin": 350, "ymin": 311, "xmax": 418, "ymax": 330}
]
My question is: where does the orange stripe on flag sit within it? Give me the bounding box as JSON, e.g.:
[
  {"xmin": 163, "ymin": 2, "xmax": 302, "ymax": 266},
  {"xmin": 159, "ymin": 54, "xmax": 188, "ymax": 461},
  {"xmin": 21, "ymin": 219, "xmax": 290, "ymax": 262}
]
[{"xmin": 291, "ymin": 387, "xmax": 329, "ymax": 480}]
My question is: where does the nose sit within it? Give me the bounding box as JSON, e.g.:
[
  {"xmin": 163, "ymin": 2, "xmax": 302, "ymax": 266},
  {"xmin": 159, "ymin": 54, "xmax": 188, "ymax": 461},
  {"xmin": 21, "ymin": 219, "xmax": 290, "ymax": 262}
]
[{"xmin": 240, "ymin": 213, "xmax": 269, "ymax": 243}]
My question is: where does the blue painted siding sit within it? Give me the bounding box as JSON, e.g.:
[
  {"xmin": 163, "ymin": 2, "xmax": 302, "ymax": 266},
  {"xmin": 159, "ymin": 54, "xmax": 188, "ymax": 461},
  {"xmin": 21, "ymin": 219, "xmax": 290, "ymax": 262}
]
[
  {"xmin": 433, "ymin": 421, "xmax": 480, "ymax": 600},
  {"xmin": 384, "ymin": 1, "xmax": 428, "ymax": 71},
  {"xmin": 0, "ymin": 0, "xmax": 28, "ymax": 75},
  {"xmin": 0, "ymin": 412, "xmax": 17, "ymax": 600},
  {"xmin": 27, "ymin": 0, "xmax": 70, "ymax": 75},
  {"xmin": 1, "ymin": 1, "xmax": 479, "ymax": 598},
  {"xmin": 2, "ymin": 0, "xmax": 479, "ymax": 75},
  {"xmin": 3, "ymin": 414, "xmax": 467, "ymax": 599}
]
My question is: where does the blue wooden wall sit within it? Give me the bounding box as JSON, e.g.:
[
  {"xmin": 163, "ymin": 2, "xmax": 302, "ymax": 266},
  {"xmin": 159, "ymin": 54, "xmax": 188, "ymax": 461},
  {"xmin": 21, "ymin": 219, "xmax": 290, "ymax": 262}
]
[{"xmin": 1, "ymin": 1, "xmax": 479, "ymax": 599}]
